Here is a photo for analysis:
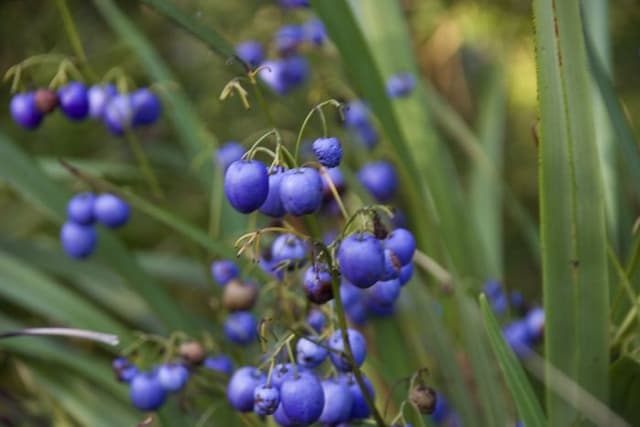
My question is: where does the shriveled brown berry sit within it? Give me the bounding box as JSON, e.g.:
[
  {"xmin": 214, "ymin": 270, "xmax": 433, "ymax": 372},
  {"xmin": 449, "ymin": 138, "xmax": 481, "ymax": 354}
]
[
  {"xmin": 34, "ymin": 89, "xmax": 58, "ymax": 114},
  {"xmin": 179, "ymin": 341, "xmax": 205, "ymax": 365},
  {"xmin": 409, "ymin": 384, "xmax": 437, "ymax": 414},
  {"xmin": 222, "ymin": 279, "xmax": 258, "ymax": 311}
]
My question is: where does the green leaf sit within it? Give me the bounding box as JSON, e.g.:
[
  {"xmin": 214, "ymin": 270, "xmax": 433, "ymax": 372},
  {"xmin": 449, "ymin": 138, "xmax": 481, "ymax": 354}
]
[
  {"xmin": 533, "ymin": 0, "xmax": 610, "ymax": 424},
  {"xmin": 479, "ymin": 295, "xmax": 547, "ymax": 427},
  {"xmin": 610, "ymin": 356, "xmax": 640, "ymax": 425}
]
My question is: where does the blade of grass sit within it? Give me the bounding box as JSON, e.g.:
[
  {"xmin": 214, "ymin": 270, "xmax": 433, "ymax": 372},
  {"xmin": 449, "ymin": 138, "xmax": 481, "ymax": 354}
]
[
  {"xmin": 533, "ymin": 0, "xmax": 610, "ymax": 424},
  {"xmin": 479, "ymin": 295, "xmax": 547, "ymax": 427}
]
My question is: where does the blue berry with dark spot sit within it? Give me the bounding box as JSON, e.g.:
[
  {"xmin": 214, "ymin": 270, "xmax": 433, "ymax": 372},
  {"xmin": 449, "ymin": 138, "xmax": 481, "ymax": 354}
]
[
  {"xmin": 381, "ymin": 248, "xmax": 402, "ymax": 280},
  {"xmin": 10, "ymin": 92, "xmax": 43, "ymax": 129},
  {"xmin": 94, "ymin": 193, "xmax": 130, "ymax": 228},
  {"xmin": 280, "ymin": 167, "xmax": 323, "ymax": 216},
  {"xmin": 303, "ymin": 264, "xmax": 333, "ymax": 304},
  {"xmin": 328, "ymin": 328, "xmax": 367, "ymax": 371},
  {"xmin": 312, "ymin": 137, "xmax": 343, "ymax": 168},
  {"xmin": 67, "ymin": 192, "xmax": 96, "ymax": 225},
  {"xmin": 271, "ymin": 233, "xmax": 308, "ymax": 269},
  {"xmin": 60, "ymin": 221, "xmax": 97, "ymax": 259},
  {"xmin": 358, "ymin": 160, "xmax": 398, "ymax": 202},
  {"xmin": 296, "ymin": 336, "xmax": 328, "ymax": 369},
  {"xmin": 129, "ymin": 371, "xmax": 166, "ymax": 411},
  {"xmin": 227, "ymin": 366, "xmax": 266, "ymax": 412},
  {"xmin": 58, "ymin": 82, "xmax": 89, "ymax": 120},
  {"xmin": 224, "ymin": 311, "xmax": 257, "ymax": 345},
  {"xmin": 385, "ymin": 228, "xmax": 416, "ymax": 265},
  {"xmin": 337, "ymin": 232, "xmax": 385, "ymax": 288},
  {"xmin": 254, "ymin": 384, "xmax": 280, "ymax": 416},
  {"xmin": 224, "ymin": 159, "xmax": 269, "ymax": 213},
  {"xmin": 235, "ymin": 40, "xmax": 264, "ymax": 69}
]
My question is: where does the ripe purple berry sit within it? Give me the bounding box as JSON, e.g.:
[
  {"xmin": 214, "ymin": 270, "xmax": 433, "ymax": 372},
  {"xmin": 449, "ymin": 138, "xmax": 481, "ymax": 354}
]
[
  {"xmin": 367, "ymin": 278, "xmax": 401, "ymax": 305},
  {"xmin": 88, "ymin": 84, "xmax": 117, "ymax": 118},
  {"xmin": 385, "ymin": 228, "xmax": 416, "ymax": 265},
  {"xmin": 129, "ymin": 371, "xmax": 166, "ymax": 411},
  {"xmin": 386, "ymin": 72, "xmax": 416, "ymax": 98},
  {"xmin": 224, "ymin": 160, "xmax": 269, "ymax": 213},
  {"xmin": 227, "ymin": 366, "xmax": 267, "ymax": 412},
  {"xmin": 296, "ymin": 336, "xmax": 328, "ymax": 369},
  {"xmin": 215, "ymin": 141, "xmax": 245, "ymax": 172},
  {"xmin": 358, "ymin": 160, "xmax": 398, "ymax": 202},
  {"xmin": 112, "ymin": 357, "xmax": 138, "ymax": 383},
  {"xmin": 203, "ymin": 355, "xmax": 234, "ymax": 376},
  {"xmin": 58, "ymin": 82, "xmax": 89, "ymax": 120},
  {"xmin": 66, "ymin": 192, "xmax": 96, "ymax": 225},
  {"xmin": 10, "ymin": 92, "xmax": 43, "ymax": 129},
  {"xmin": 103, "ymin": 94, "xmax": 134, "ymax": 135},
  {"xmin": 259, "ymin": 167, "xmax": 286, "ymax": 218},
  {"xmin": 60, "ymin": 221, "xmax": 97, "ymax": 259},
  {"xmin": 303, "ymin": 18, "xmax": 327, "ymax": 46},
  {"xmin": 258, "ymin": 60, "xmax": 289, "ymax": 95},
  {"xmin": 307, "ymin": 309, "xmax": 326, "ymax": 333},
  {"xmin": 271, "ymin": 363, "xmax": 296, "ymax": 390},
  {"xmin": 303, "ymin": 264, "xmax": 334, "ymax": 304},
  {"xmin": 235, "ymin": 40, "xmax": 264, "ymax": 69},
  {"xmin": 381, "ymin": 248, "xmax": 402, "ymax": 280},
  {"xmin": 280, "ymin": 371, "xmax": 325, "ymax": 424},
  {"xmin": 210, "ymin": 259, "xmax": 240, "ymax": 286},
  {"xmin": 131, "ymin": 88, "xmax": 161, "ymax": 126},
  {"xmin": 399, "ymin": 262, "xmax": 414, "ymax": 286},
  {"xmin": 279, "ymin": 167, "xmax": 323, "ymax": 216},
  {"xmin": 312, "ymin": 137, "xmax": 343, "ymax": 168},
  {"xmin": 93, "ymin": 193, "xmax": 130, "ymax": 228},
  {"xmin": 339, "ymin": 373, "xmax": 375, "ymax": 419},
  {"xmin": 254, "ymin": 384, "xmax": 280, "ymax": 416},
  {"xmin": 271, "ymin": 233, "xmax": 308, "ymax": 269},
  {"xmin": 337, "ymin": 233, "xmax": 385, "ymax": 288},
  {"xmin": 280, "ymin": 56, "xmax": 309, "ymax": 88},
  {"xmin": 274, "ymin": 25, "xmax": 304, "ymax": 55},
  {"xmin": 328, "ymin": 329, "xmax": 367, "ymax": 371},
  {"xmin": 157, "ymin": 363, "xmax": 189, "ymax": 393},
  {"xmin": 319, "ymin": 378, "xmax": 353, "ymax": 425},
  {"xmin": 224, "ymin": 311, "xmax": 257, "ymax": 345}
]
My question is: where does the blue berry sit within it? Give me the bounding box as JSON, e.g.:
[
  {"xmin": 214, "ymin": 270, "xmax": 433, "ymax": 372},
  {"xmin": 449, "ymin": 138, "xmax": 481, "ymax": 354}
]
[
  {"xmin": 398, "ymin": 262, "xmax": 414, "ymax": 286},
  {"xmin": 254, "ymin": 384, "xmax": 280, "ymax": 416},
  {"xmin": 131, "ymin": 88, "xmax": 161, "ymax": 126},
  {"xmin": 157, "ymin": 363, "xmax": 189, "ymax": 393},
  {"xmin": 112, "ymin": 357, "xmax": 138, "ymax": 383},
  {"xmin": 296, "ymin": 336, "xmax": 328, "ymax": 369},
  {"xmin": 431, "ymin": 394, "xmax": 450, "ymax": 424},
  {"xmin": 358, "ymin": 160, "xmax": 398, "ymax": 202},
  {"xmin": 340, "ymin": 281, "xmax": 363, "ymax": 308},
  {"xmin": 312, "ymin": 137, "xmax": 343, "ymax": 168},
  {"xmin": 319, "ymin": 378, "xmax": 353, "ymax": 425},
  {"xmin": 307, "ymin": 309, "xmax": 326, "ymax": 333},
  {"xmin": 103, "ymin": 94, "xmax": 134, "ymax": 135},
  {"xmin": 381, "ymin": 248, "xmax": 402, "ymax": 280},
  {"xmin": 346, "ymin": 299, "xmax": 368, "ymax": 325},
  {"xmin": 10, "ymin": 92, "xmax": 43, "ymax": 129},
  {"xmin": 303, "ymin": 18, "xmax": 327, "ymax": 46},
  {"xmin": 278, "ymin": 0, "xmax": 309, "ymax": 8},
  {"xmin": 525, "ymin": 307, "xmax": 545, "ymax": 340},
  {"xmin": 203, "ymin": 355, "xmax": 233, "ymax": 376},
  {"xmin": 224, "ymin": 311, "xmax": 257, "ymax": 345},
  {"xmin": 94, "ymin": 193, "xmax": 130, "ymax": 228},
  {"xmin": 280, "ymin": 56, "xmax": 309, "ymax": 87},
  {"xmin": 274, "ymin": 25, "xmax": 304, "ymax": 55},
  {"xmin": 227, "ymin": 366, "xmax": 267, "ymax": 412},
  {"xmin": 235, "ymin": 40, "xmax": 264, "ymax": 69},
  {"xmin": 259, "ymin": 167, "xmax": 286, "ymax": 218},
  {"xmin": 58, "ymin": 82, "xmax": 89, "ymax": 120},
  {"xmin": 274, "ymin": 403, "xmax": 297, "ymax": 427},
  {"xmin": 210, "ymin": 260, "xmax": 240, "ymax": 286},
  {"xmin": 280, "ymin": 371, "xmax": 325, "ymax": 424},
  {"xmin": 365, "ymin": 296, "xmax": 395, "ymax": 317},
  {"xmin": 271, "ymin": 233, "xmax": 308, "ymax": 269},
  {"xmin": 88, "ymin": 84, "xmax": 117, "ymax": 118},
  {"xmin": 503, "ymin": 320, "xmax": 532, "ymax": 358},
  {"xmin": 367, "ymin": 278, "xmax": 401, "ymax": 305},
  {"xmin": 224, "ymin": 160, "xmax": 269, "ymax": 213},
  {"xmin": 386, "ymin": 72, "xmax": 416, "ymax": 98},
  {"xmin": 338, "ymin": 373, "xmax": 375, "ymax": 419},
  {"xmin": 215, "ymin": 141, "xmax": 245, "ymax": 172},
  {"xmin": 303, "ymin": 264, "xmax": 333, "ymax": 304},
  {"xmin": 129, "ymin": 371, "xmax": 166, "ymax": 411},
  {"xmin": 510, "ymin": 291, "xmax": 525, "ymax": 311},
  {"xmin": 280, "ymin": 167, "xmax": 323, "ymax": 216},
  {"xmin": 258, "ymin": 60, "xmax": 289, "ymax": 95},
  {"xmin": 60, "ymin": 221, "xmax": 97, "ymax": 259},
  {"xmin": 321, "ymin": 167, "xmax": 346, "ymax": 198},
  {"xmin": 483, "ymin": 280, "xmax": 503, "ymax": 298},
  {"xmin": 337, "ymin": 233, "xmax": 385, "ymax": 288},
  {"xmin": 343, "ymin": 101, "xmax": 370, "ymax": 128},
  {"xmin": 354, "ymin": 122, "xmax": 379, "ymax": 148},
  {"xmin": 385, "ymin": 228, "xmax": 416, "ymax": 265},
  {"xmin": 328, "ymin": 328, "xmax": 367, "ymax": 371},
  {"xmin": 66, "ymin": 192, "xmax": 96, "ymax": 225},
  {"xmin": 271, "ymin": 363, "xmax": 296, "ymax": 390}
]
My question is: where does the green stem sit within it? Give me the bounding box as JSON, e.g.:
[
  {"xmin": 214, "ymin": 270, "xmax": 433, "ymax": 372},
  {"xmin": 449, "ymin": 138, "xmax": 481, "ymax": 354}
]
[
  {"xmin": 55, "ymin": 0, "xmax": 98, "ymax": 81},
  {"xmin": 208, "ymin": 170, "xmax": 223, "ymax": 240},
  {"xmin": 123, "ymin": 131, "xmax": 164, "ymax": 199},
  {"xmin": 250, "ymin": 75, "xmax": 276, "ymax": 128}
]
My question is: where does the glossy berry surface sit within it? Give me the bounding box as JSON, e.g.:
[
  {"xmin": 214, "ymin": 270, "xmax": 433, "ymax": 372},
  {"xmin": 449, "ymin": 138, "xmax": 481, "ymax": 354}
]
[
  {"xmin": 312, "ymin": 137, "xmax": 343, "ymax": 168},
  {"xmin": 58, "ymin": 82, "xmax": 89, "ymax": 120},
  {"xmin": 274, "ymin": 403, "xmax": 297, "ymax": 427},
  {"xmin": 339, "ymin": 374, "xmax": 375, "ymax": 420},
  {"xmin": 279, "ymin": 167, "xmax": 323, "ymax": 216},
  {"xmin": 270, "ymin": 363, "xmax": 296, "ymax": 390},
  {"xmin": 129, "ymin": 371, "xmax": 166, "ymax": 411},
  {"xmin": 303, "ymin": 264, "xmax": 333, "ymax": 304},
  {"xmin": 210, "ymin": 259, "xmax": 240, "ymax": 286},
  {"xmin": 224, "ymin": 160, "xmax": 269, "ymax": 213},
  {"xmin": 319, "ymin": 378, "xmax": 353, "ymax": 425},
  {"xmin": 385, "ymin": 228, "xmax": 416, "ymax": 265},
  {"xmin": 66, "ymin": 192, "xmax": 96, "ymax": 225},
  {"xmin": 131, "ymin": 88, "xmax": 161, "ymax": 126},
  {"xmin": 368, "ymin": 278, "xmax": 401, "ymax": 305},
  {"xmin": 235, "ymin": 40, "xmax": 264, "ymax": 68},
  {"xmin": 227, "ymin": 366, "xmax": 266, "ymax": 412},
  {"xmin": 224, "ymin": 311, "xmax": 257, "ymax": 345},
  {"xmin": 259, "ymin": 167, "xmax": 286, "ymax": 217},
  {"xmin": 103, "ymin": 94, "xmax": 134, "ymax": 135},
  {"xmin": 399, "ymin": 262, "xmax": 414, "ymax": 286},
  {"xmin": 215, "ymin": 142, "xmax": 245, "ymax": 172},
  {"xmin": 271, "ymin": 233, "xmax": 308, "ymax": 269},
  {"xmin": 93, "ymin": 193, "xmax": 130, "ymax": 228},
  {"xmin": 60, "ymin": 221, "xmax": 97, "ymax": 259},
  {"xmin": 203, "ymin": 355, "xmax": 233, "ymax": 376},
  {"xmin": 280, "ymin": 371, "xmax": 325, "ymax": 424},
  {"xmin": 358, "ymin": 160, "xmax": 398, "ymax": 202},
  {"xmin": 157, "ymin": 363, "xmax": 189, "ymax": 393},
  {"xmin": 328, "ymin": 328, "xmax": 367, "ymax": 371},
  {"xmin": 253, "ymin": 384, "xmax": 280, "ymax": 416},
  {"xmin": 88, "ymin": 84, "xmax": 117, "ymax": 118},
  {"xmin": 337, "ymin": 233, "xmax": 385, "ymax": 288},
  {"xmin": 386, "ymin": 72, "xmax": 416, "ymax": 98},
  {"xmin": 10, "ymin": 92, "xmax": 43, "ymax": 129},
  {"xmin": 296, "ymin": 336, "xmax": 328, "ymax": 369}
]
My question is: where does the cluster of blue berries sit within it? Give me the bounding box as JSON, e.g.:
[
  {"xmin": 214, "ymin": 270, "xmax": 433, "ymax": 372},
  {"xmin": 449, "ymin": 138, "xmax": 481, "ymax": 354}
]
[
  {"xmin": 10, "ymin": 82, "xmax": 160, "ymax": 134},
  {"xmin": 113, "ymin": 342, "xmax": 233, "ymax": 412},
  {"xmin": 484, "ymin": 281, "xmax": 545, "ymax": 358},
  {"xmin": 60, "ymin": 192, "xmax": 130, "ymax": 259}
]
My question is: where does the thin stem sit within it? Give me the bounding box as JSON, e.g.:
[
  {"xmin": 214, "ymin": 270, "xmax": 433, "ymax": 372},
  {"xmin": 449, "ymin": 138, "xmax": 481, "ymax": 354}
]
[
  {"xmin": 0, "ymin": 327, "xmax": 118, "ymax": 346},
  {"xmin": 208, "ymin": 170, "xmax": 223, "ymax": 240},
  {"xmin": 320, "ymin": 167, "xmax": 349, "ymax": 220},
  {"xmin": 55, "ymin": 0, "xmax": 98, "ymax": 81},
  {"xmin": 123, "ymin": 130, "xmax": 164, "ymax": 199},
  {"xmin": 294, "ymin": 99, "xmax": 341, "ymax": 162}
]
